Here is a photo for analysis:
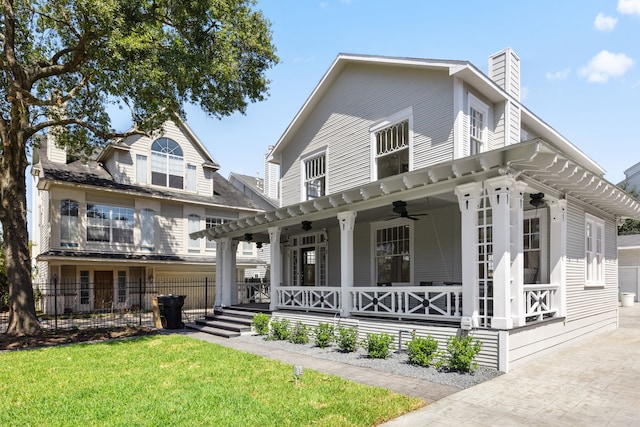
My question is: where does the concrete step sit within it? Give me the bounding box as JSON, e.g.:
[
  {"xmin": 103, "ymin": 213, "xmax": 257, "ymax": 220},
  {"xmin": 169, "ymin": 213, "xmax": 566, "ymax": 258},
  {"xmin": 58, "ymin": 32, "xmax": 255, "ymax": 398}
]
[
  {"xmin": 195, "ymin": 318, "xmax": 251, "ymax": 333},
  {"xmin": 186, "ymin": 323, "xmax": 241, "ymax": 338}
]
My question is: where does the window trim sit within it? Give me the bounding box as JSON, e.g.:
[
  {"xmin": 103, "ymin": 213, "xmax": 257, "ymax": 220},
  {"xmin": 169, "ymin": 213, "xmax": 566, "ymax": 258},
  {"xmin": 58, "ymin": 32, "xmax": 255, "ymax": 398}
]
[
  {"xmin": 468, "ymin": 93, "xmax": 489, "ymax": 156},
  {"xmin": 186, "ymin": 164, "xmax": 197, "ymax": 192},
  {"xmin": 86, "ymin": 204, "xmax": 134, "ymax": 245},
  {"xmin": 140, "ymin": 208, "xmax": 155, "ymax": 251},
  {"xmin": 300, "ymin": 148, "xmax": 327, "ymax": 201},
  {"xmin": 523, "ymin": 209, "xmax": 548, "ymax": 284},
  {"xmin": 188, "ymin": 214, "xmax": 202, "ymax": 252},
  {"xmin": 584, "ymin": 213, "xmax": 605, "ymax": 288},
  {"xmin": 136, "ymin": 154, "xmax": 148, "ymax": 185},
  {"xmin": 370, "ymin": 219, "xmax": 414, "ymax": 285},
  {"xmin": 150, "ymin": 137, "xmax": 184, "ymax": 189},
  {"xmin": 370, "ymin": 107, "xmax": 413, "ymax": 181},
  {"xmin": 60, "ymin": 199, "xmax": 79, "ymax": 248}
]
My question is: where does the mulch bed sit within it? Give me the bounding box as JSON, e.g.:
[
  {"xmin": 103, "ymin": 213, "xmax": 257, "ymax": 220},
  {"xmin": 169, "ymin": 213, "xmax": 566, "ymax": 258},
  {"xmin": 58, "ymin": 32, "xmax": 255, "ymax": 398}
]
[{"xmin": 0, "ymin": 326, "xmax": 159, "ymax": 352}]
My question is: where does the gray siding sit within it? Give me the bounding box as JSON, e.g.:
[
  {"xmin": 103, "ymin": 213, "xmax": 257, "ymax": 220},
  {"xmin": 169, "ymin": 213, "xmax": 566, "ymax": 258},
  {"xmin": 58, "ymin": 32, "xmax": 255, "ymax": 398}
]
[
  {"xmin": 272, "ymin": 311, "xmax": 499, "ymax": 369},
  {"xmin": 413, "ymin": 206, "xmax": 462, "ymax": 283},
  {"xmin": 279, "ymin": 64, "xmax": 456, "ymax": 206}
]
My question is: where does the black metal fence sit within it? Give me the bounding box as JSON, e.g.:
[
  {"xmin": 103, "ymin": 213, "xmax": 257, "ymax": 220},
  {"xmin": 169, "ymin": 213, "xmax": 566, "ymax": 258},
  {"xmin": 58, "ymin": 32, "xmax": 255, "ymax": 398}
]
[{"xmin": 1, "ymin": 278, "xmax": 214, "ymax": 332}]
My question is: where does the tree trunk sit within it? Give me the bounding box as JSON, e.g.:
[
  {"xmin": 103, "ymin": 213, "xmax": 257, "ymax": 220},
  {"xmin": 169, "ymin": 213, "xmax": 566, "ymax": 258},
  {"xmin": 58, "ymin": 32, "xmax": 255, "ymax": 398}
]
[{"xmin": 1, "ymin": 132, "xmax": 41, "ymax": 336}]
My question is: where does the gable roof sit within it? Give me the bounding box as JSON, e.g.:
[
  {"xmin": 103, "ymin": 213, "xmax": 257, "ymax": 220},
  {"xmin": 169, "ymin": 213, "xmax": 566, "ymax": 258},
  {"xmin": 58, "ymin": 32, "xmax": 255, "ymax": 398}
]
[
  {"xmin": 34, "ymin": 148, "xmax": 263, "ymax": 212},
  {"xmin": 267, "ymin": 53, "xmax": 604, "ymax": 177},
  {"xmin": 97, "ymin": 115, "xmax": 221, "ymax": 172},
  {"xmin": 229, "ymin": 172, "xmax": 279, "ymax": 210}
]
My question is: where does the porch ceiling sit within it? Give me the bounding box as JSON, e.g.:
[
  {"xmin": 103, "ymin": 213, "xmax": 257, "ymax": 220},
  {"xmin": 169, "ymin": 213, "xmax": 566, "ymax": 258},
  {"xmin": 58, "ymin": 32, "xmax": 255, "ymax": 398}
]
[{"xmin": 193, "ymin": 139, "xmax": 640, "ymax": 242}]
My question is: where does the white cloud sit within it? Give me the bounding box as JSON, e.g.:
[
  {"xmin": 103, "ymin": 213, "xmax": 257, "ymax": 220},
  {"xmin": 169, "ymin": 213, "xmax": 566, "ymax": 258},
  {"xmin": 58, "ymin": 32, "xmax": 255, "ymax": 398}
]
[
  {"xmin": 618, "ymin": 0, "xmax": 640, "ymax": 15},
  {"xmin": 594, "ymin": 13, "xmax": 618, "ymax": 31},
  {"xmin": 546, "ymin": 68, "xmax": 571, "ymax": 81},
  {"xmin": 579, "ymin": 50, "xmax": 634, "ymax": 83}
]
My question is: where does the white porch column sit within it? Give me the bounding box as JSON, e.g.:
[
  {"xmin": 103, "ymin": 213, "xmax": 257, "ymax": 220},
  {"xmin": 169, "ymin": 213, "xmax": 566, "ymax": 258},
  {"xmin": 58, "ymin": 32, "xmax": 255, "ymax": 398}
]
[
  {"xmin": 510, "ymin": 182, "xmax": 527, "ymax": 327},
  {"xmin": 216, "ymin": 237, "xmax": 238, "ymax": 308},
  {"xmin": 455, "ymin": 182, "xmax": 483, "ymax": 327},
  {"xmin": 268, "ymin": 226, "xmax": 282, "ymax": 312},
  {"xmin": 486, "ymin": 176, "xmax": 515, "ymax": 329},
  {"xmin": 549, "ymin": 199, "xmax": 567, "ymax": 317},
  {"xmin": 337, "ymin": 211, "xmax": 357, "ymax": 317}
]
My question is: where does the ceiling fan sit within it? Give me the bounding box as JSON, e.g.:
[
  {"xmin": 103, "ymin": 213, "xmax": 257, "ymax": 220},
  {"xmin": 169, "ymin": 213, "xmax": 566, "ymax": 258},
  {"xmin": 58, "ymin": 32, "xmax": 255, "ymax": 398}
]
[{"xmin": 388, "ymin": 200, "xmax": 428, "ymax": 221}]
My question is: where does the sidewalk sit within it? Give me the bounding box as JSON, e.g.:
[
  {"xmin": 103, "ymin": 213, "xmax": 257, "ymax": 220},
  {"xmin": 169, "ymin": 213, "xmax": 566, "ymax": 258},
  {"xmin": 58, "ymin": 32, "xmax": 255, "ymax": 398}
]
[{"xmin": 381, "ymin": 303, "xmax": 640, "ymax": 426}]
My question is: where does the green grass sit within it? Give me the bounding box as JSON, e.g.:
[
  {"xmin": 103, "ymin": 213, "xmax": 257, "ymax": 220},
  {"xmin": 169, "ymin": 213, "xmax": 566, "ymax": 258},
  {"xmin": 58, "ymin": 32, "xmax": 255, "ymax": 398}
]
[{"xmin": 0, "ymin": 335, "xmax": 424, "ymax": 426}]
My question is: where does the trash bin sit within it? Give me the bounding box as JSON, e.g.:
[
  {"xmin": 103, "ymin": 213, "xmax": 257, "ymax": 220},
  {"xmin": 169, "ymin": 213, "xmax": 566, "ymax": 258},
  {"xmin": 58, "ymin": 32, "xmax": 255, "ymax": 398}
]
[
  {"xmin": 620, "ymin": 292, "xmax": 636, "ymax": 308},
  {"xmin": 157, "ymin": 295, "xmax": 186, "ymax": 329}
]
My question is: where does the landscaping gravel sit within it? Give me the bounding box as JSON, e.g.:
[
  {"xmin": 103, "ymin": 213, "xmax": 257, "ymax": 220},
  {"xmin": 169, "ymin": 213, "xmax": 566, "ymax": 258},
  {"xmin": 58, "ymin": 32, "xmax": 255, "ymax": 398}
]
[{"xmin": 236, "ymin": 334, "xmax": 502, "ymax": 390}]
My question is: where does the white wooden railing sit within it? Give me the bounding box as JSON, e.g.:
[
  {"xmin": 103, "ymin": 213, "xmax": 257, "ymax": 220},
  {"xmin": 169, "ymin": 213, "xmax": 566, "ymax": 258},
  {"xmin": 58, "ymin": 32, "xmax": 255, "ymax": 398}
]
[
  {"xmin": 237, "ymin": 282, "xmax": 271, "ymax": 304},
  {"xmin": 524, "ymin": 284, "xmax": 559, "ymax": 321},
  {"xmin": 276, "ymin": 286, "xmax": 341, "ymax": 312},
  {"xmin": 350, "ymin": 286, "xmax": 463, "ymax": 320}
]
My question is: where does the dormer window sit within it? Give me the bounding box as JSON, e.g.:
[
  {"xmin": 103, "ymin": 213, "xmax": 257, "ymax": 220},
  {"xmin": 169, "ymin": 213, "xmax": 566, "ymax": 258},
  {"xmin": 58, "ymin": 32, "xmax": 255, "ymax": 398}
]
[
  {"xmin": 371, "ymin": 108, "xmax": 413, "ymax": 181},
  {"xmin": 303, "ymin": 152, "xmax": 326, "ymax": 200},
  {"xmin": 468, "ymin": 94, "xmax": 489, "ymax": 155},
  {"xmin": 151, "ymin": 137, "xmax": 184, "ymax": 189}
]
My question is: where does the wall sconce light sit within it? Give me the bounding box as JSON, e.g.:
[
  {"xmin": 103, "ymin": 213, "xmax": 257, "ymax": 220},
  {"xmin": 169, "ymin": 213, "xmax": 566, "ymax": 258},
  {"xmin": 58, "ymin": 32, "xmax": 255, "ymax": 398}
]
[
  {"xmin": 256, "ymin": 242, "xmax": 263, "ymax": 249},
  {"xmin": 301, "ymin": 221, "xmax": 312, "ymax": 231}
]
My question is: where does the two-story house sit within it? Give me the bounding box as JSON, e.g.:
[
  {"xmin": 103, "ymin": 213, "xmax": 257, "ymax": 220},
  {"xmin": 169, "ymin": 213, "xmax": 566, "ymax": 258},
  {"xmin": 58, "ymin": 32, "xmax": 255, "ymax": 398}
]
[
  {"xmin": 193, "ymin": 49, "xmax": 640, "ymax": 372},
  {"xmin": 31, "ymin": 117, "xmax": 265, "ymax": 313}
]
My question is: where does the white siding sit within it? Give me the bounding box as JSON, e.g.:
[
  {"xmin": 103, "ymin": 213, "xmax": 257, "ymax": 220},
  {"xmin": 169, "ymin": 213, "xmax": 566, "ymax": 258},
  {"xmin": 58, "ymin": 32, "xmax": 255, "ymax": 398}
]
[
  {"xmin": 157, "ymin": 202, "xmax": 184, "ymax": 254},
  {"xmin": 279, "ymin": 64, "xmax": 456, "ymax": 206}
]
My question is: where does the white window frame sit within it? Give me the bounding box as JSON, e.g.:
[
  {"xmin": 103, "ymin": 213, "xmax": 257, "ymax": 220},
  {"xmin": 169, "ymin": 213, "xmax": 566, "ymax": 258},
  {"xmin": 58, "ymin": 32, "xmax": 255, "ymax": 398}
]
[
  {"xmin": 468, "ymin": 93, "xmax": 489, "ymax": 156},
  {"xmin": 86, "ymin": 204, "xmax": 134, "ymax": 245},
  {"xmin": 60, "ymin": 199, "xmax": 79, "ymax": 248},
  {"xmin": 523, "ymin": 210, "xmax": 548, "ymax": 284},
  {"xmin": 370, "ymin": 107, "xmax": 413, "ymax": 181},
  {"xmin": 150, "ymin": 137, "xmax": 184, "ymax": 189},
  {"xmin": 300, "ymin": 148, "xmax": 327, "ymax": 201},
  {"xmin": 370, "ymin": 219, "xmax": 414, "ymax": 286},
  {"xmin": 136, "ymin": 154, "xmax": 148, "ymax": 184},
  {"xmin": 188, "ymin": 214, "xmax": 201, "ymax": 252},
  {"xmin": 287, "ymin": 231, "xmax": 328, "ymax": 287},
  {"xmin": 140, "ymin": 208, "xmax": 155, "ymax": 250},
  {"xmin": 186, "ymin": 164, "xmax": 197, "ymax": 192},
  {"xmin": 585, "ymin": 213, "xmax": 605, "ymax": 287}
]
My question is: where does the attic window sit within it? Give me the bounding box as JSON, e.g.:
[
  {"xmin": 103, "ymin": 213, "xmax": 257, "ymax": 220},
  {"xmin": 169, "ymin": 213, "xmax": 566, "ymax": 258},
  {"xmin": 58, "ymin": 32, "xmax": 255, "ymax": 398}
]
[
  {"xmin": 374, "ymin": 119, "xmax": 409, "ymax": 179},
  {"xmin": 151, "ymin": 138, "xmax": 184, "ymax": 189}
]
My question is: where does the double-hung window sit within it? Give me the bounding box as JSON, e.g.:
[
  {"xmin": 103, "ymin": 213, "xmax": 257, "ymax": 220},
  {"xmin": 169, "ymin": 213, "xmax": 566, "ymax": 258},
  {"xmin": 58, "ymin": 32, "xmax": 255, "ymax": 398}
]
[
  {"xmin": 205, "ymin": 217, "xmax": 231, "ymax": 250},
  {"xmin": 60, "ymin": 199, "xmax": 79, "ymax": 247},
  {"xmin": 373, "ymin": 222, "xmax": 412, "ymax": 284},
  {"xmin": 585, "ymin": 214, "xmax": 605, "ymax": 287},
  {"xmin": 303, "ymin": 153, "xmax": 326, "ymax": 200},
  {"xmin": 468, "ymin": 94, "xmax": 489, "ymax": 155},
  {"xmin": 188, "ymin": 214, "xmax": 201, "ymax": 251},
  {"xmin": 140, "ymin": 209, "xmax": 155, "ymax": 250},
  {"xmin": 151, "ymin": 138, "xmax": 184, "ymax": 189},
  {"xmin": 87, "ymin": 204, "xmax": 134, "ymax": 244},
  {"xmin": 374, "ymin": 119, "xmax": 410, "ymax": 179},
  {"xmin": 136, "ymin": 154, "xmax": 148, "ymax": 184},
  {"xmin": 186, "ymin": 164, "xmax": 197, "ymax": 191}
]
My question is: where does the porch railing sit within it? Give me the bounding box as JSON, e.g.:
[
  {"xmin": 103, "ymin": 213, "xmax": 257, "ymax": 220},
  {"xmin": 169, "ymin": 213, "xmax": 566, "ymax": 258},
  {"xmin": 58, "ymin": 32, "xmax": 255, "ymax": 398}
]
[
  {"xmin": 237, "ymin": 282, "xmax": 271, "ymax": 304},
  {"xmin": 276, "ymin": 286, "xmax": 341, "ymax": 312},
  {"xmin": 524, "ymin": 284, "xmax": 559, "ymax": 321},
  {"xmin": 350, "ymin": 285, "xmax": 462, "ymax": 320}
]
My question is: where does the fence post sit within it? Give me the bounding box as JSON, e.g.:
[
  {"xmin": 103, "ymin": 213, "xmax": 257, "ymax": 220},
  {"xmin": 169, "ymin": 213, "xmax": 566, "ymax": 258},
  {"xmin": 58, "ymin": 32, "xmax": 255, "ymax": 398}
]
[
  {"xmin": 204, "ymin": 277, "xmax": 208, "ymax": 314},
  {"xmin": 53, "ymin": 276, "xmax": 58, "ymax": 331},
  {"xmin": 139, "ymin": 277, "xmax": 143, "ymax": 326}
]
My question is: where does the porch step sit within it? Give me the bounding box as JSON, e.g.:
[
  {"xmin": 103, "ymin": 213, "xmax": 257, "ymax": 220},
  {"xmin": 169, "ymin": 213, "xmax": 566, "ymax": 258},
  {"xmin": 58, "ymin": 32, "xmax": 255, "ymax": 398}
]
[{"xmin": 186, "ymin": 305, "xmax": 271, "ymax": 339}]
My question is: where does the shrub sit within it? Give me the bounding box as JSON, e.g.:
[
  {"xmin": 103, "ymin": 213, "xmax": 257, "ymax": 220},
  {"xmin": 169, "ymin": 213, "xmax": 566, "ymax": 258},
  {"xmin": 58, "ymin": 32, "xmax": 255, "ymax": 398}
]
[
  {"xmin": 407, "ymin": 333, "xmax": 441, "ymax": 367},
  {"xmin": 364, "ymin": 332, "xmax": 395, "ymax": 359},
  {"xmin": 336, "ymin": 326, "xmax": 359, "ymax": 353},
  {"xmin": 314, "ymin": 322, "xmax": 335, "ymax": 348},
  {"xmin": 289, "ymin": 322, "xmax": 311, "ymax": 344},
  {"xmin": 252, "ymin": 313, "xmax": 270, "ymax": 335},
  {"xmin": 440, "ymin": 335, "xmax": 482, "ymax": 373},
  {"xmin": 268, "ymin": 317, "xmax": 291, "ymax": 341}
]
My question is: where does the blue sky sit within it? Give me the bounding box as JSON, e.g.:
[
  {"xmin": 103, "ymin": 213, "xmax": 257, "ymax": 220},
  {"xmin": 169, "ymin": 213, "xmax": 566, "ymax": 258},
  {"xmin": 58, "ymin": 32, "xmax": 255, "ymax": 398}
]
[{"xmin": 120, "ymin": 0, "xmax": 640, "ymax": 183}]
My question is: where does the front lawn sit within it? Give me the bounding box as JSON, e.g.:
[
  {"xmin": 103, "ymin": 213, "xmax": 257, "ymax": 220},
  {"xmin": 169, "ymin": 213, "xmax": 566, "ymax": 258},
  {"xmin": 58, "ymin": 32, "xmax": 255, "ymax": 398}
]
[{"xmin": 0, "ymin": 335, "xmax": 424, "ymax": 426}]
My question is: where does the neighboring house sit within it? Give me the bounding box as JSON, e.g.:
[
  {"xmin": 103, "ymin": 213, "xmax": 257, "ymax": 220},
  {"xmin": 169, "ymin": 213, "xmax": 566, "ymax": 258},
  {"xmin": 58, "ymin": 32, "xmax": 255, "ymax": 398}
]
[
  {"xmin": 617, "ymin": 234, "xmax": 640, "ymax": 302},
  {"xmin": 229, "ymin": 171, "xmax": 278, "ymax": 281},
  {"xmin": 620, "ymin": 161, "xmax": 640, "ymax": 194},
  {"xmin": 193, "ymin": 49, "xmax": 640, "ymax": 372},
  {"xmin": 31, "ymin": 117, "xmax": 265, "ymax": 313}
]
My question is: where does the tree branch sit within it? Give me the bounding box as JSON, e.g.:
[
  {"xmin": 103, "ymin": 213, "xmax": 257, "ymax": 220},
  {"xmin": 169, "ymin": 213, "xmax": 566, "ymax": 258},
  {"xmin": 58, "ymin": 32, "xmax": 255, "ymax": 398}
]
[{"xmin": 30, "ymin": 117, "xmax": 148, "ymax": 141}]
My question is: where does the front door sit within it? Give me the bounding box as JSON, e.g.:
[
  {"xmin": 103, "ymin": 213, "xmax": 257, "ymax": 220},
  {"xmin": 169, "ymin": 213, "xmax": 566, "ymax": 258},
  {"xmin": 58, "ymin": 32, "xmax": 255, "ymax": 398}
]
[
  {"xmin": 94, "ymin": 271, "xmax": 114, "ymax": 310},
  {"xmin": 301, "ymin": 247, "xmax": 316, "ymax": 286}
]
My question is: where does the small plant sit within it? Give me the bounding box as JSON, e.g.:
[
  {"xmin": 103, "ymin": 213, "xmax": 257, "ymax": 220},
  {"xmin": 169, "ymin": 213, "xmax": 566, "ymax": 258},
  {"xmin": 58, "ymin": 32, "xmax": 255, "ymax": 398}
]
[
  {"xmin": 289, "ymin": 322, "xmax": 311, "ymax": 344},
  {"xmin": 440, "ymin": 335, "xmax": 482, "ymax": 373},
  {"xmin": 364, "ymin": 332, "xmax": 395, "ymax": 359},
  {"xmin": 336, "ymin": 326, "xmax": 359, "ymax": 353},
  {"xmin": 252, "ymin": 313, "xmax": 270, "ymax": 335},
  {"xmin": 268, "ymin": 317, "xmax": 291, "ymax": 341},
  {"xmin": 314, "ymin": 322, "xmax": 335, "ymax": 348},
  {"xmin": 407, "ymin": 333, "xmax": 441, "ymax": 367}
]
